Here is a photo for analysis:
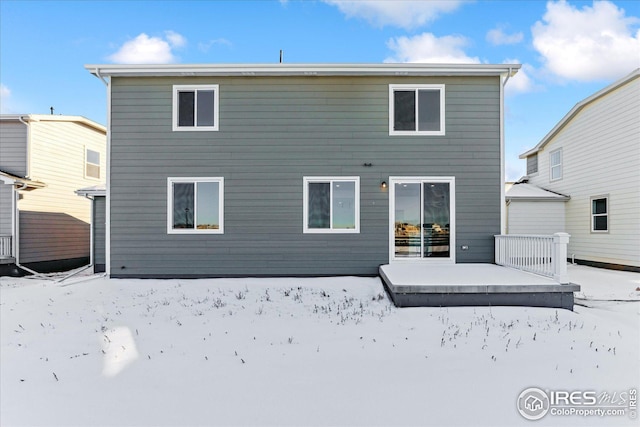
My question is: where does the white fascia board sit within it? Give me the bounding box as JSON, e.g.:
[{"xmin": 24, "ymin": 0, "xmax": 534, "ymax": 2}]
[
  {"xmin": 0, "ymin": 114, "xmax": 106, "ymax": 133},
  {"xmin": 85, "ymin": 63, "xmax": 521, "ymax": 78}
]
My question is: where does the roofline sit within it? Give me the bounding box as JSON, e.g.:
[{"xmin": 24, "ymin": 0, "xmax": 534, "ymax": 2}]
[
  {"xmin": 0, "ymin": 171, "xmax": 46, "ymax": 189},
  {"xmin": 506, "ymin": 195, "xmax": 570, "ymax": 202},
  {"xmin": 520, "ymin": 68, "xmax": 640, "ymax": 159},
  {"xmin": 75, "ymin": 188, "xmax": 106, "ymax": 197},
  {"xmin": 0, "ymin": 114, "xmax": 106, "ymax": 134},
  {"xmin": 85, "ymin": 63, "xmax": 521, "ymax": 78}
]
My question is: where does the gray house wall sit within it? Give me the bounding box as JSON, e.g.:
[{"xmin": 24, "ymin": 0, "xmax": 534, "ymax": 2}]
[
  {"xmin": 110, "ymin": 75, "xmax": 502, "ymax": 277},
  {"xmin": 0, "ymin": 184, "xmax": 12, "ymax": 237},
  {"xmin": 93, "ymin": 196, "xmax": 106, "ymax": 272}
]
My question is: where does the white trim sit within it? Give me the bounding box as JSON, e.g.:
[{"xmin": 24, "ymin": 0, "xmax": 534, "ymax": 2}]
[
  {"xmin": 303, "ymin": 176, "xmax": 360, "ymax": 234},
  {"xmin": 167, "ymin": 177, "xmax": 224, "ymax": 234},
  {"xmin": 549, "ymin": 148, "xmax": 563, "ymax": 181},
  {"xmin": 590, "ymin": 195, "xmax": 609, "ymax": 233},
  {"xmin": 86, "ymin": 63, "xmax": 522, "ymax": 78},
  {"xmin": 500, "ymin": 74, "xmax": 506, "ymax": 234},
  {"xmin": 172, "ymin": 85, "xmax": 219, "ymax": 132},
  {"xmin": 388, "ymin": 84, "xmax": 445, "ymax": 136},
  {"xmin": 105, "ymin": 77, "xmax": 112, "ymax": 275},
  {"xmin": 388, "ymin": 176, "xmax": 456, "ymax": 264}
]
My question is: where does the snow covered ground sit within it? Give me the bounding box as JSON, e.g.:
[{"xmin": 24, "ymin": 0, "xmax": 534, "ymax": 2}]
[{"xmin": 1, "ymin": 264, "xmax": 638, "ymax": 426}]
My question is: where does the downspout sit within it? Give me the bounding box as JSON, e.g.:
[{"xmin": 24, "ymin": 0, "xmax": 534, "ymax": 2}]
[
  {"xmin": 14, "ymin": 116, "xmax": 45, "ymax": 277},
  {"xmin": 499, "ymin": 69, "xmax": 509, "ymax": 235},
  {"xmin": 96, "ymin": 69, "xmax": 111, "ymax": 277}
]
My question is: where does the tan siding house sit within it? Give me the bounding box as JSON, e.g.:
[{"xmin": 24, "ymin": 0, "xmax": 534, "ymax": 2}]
[
  {"xmin": 518, "ymin": 69, "xmax": 640, "ymax": 270},
  {"xmin": 0, "ymin": 115, "xmax": 106, "ymax": 274}
]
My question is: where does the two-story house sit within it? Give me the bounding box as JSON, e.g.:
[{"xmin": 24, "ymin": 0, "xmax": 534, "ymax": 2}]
[
  {"xmin": 0, "ymin": 114, "xmax": 106, "ymax": 275},
  {"xmin": 85, "ymin": 63, "xmax": 520, "ymax": 278},
  {"xmin": 513, "ymin": 68, "xmax": 639, "ymax": 271}
]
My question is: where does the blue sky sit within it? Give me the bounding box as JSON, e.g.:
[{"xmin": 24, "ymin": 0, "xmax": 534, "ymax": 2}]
[{"xmin": 1, "ymin": 0, "xmax": 639, "ymax": 180}]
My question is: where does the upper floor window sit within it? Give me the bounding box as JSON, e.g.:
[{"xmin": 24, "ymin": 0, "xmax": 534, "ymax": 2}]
[
  {"xmin": 85, "ymin": 148, "xmax": 100, "ymax": 179},
  {"xmin": 591, "ymin": 196, "xmax": 608, "ymax": 233},
  {"xmin": 549, "ymin": 148, "xmax": 562, "ymax": 181},
  {"xmin": 173, "ymin": 85, "xmax": 219, "ymax": 131},
  {"xmin": 389, "ymin": 84, "xmax": 445, "ymax": 136},
  {"xmin": 303, "ymin": 177, "xmax": 360, "ymax": 233},
  {"xmin": 167, "ymin": 177, "xmax": 224, "ymax": 234}
]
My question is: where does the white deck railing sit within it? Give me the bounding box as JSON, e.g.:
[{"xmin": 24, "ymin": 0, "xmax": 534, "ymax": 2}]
[
  {"xmin": 495, "ymin": 233, "xmax": 570, "ymax": 283},
  {"xmin": 0, "ymin": 235, "xmax": 13, "ymax": 259}
]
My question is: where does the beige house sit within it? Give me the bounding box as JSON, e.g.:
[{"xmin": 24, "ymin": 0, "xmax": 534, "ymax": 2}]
[
  {"xmin": 513, "ymin": 69, "xmax": 639, "ymax": 271},
  {"xmin": 0, "ymin": 114, "xmax": 106, "ymax": 274}
]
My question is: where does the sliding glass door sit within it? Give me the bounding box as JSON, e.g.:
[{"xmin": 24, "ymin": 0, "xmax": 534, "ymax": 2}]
[{"xmin": 390, "ymin": 177, "xmax": 455, "ymax": 262}]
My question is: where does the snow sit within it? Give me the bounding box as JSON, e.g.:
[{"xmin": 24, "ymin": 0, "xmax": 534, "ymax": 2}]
[{"xmin": 1, "ymin": 266, "xmax": 638, "ymax": 426}]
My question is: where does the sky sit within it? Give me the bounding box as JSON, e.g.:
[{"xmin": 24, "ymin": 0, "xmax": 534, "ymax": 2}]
[{"xmin": 1, "ymin": 0, "xmax": 639, "ymax": 180}]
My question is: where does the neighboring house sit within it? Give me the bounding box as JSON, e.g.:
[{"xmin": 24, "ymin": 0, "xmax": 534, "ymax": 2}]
[
  {"xmin": 85, "ymin": 63, "xmax": 520, "ymax": 278},
  {"xmin": 517, "ymin": 68, "xmax": 639, "ymax": 271},
  {"xmin": 75, "ymin": 185, "xmax": 106, "ymax": 273},
  {"xmin": 0, "ymin": 115, "xmax": 106, "ymax": 274}
]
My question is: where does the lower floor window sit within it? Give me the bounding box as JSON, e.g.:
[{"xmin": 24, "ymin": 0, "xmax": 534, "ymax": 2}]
[
  {"xmin": 591, "ymin": 196, "xmax": 608, "ymax": 232},
  {"xmin": 303, "ymin": 177, "xmax": 360, "ymax": 233},
  {"xmin": 168, "ymin": 177, "xmax": 224, "ymax": 234}
]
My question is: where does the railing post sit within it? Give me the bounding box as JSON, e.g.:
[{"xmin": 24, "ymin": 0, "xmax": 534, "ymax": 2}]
[{"xmin": 552, "ymin": 232, "xmax": 570, "ymax": 284}]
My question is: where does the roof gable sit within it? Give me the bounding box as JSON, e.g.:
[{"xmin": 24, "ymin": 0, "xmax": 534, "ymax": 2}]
[{"xmin": 520, "ymin": 68, "xmax": 639, "ymax": 159}]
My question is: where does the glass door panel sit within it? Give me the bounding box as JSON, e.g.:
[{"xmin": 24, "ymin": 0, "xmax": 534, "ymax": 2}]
[
  {"xmin": 392, "ymin": 179, "xmax": 453, "ymax": 261},
  {"xmin": 394, "ymin": 183, "xmax": 421, "ymax": 257},
  {"xmin": 423, "ymin": 183, "xmax": 450, "ymax": 257}
]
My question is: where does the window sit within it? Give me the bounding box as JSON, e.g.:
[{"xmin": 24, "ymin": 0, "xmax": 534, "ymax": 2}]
[
  {"xmin": 527, "ymin": 153, "xmax": 538, "ymax": 175},
  {"xmin": 591, "ymin": 196, "xmax": 608, "ymax": 233},
  {"xmin": 389, "ymin": 84, "xmax": 445, "ymax": 135},
  {"xmin": 173, "ymin": 85, "xmax": 219, "ymax": 131},
  {"xmin": 85, "ymin": 148, "xmax": 100, "ymax": 179},
  {"xmin": 303, "ymin": 177, "xmax": 360, "ymax": 233},
  {"xmin": 167, "ymin": 177, "xmax": 224, "ymax": 234},
  {"xmin": 549, "ymin": 148, "xmax": 562, "ymax": 181}
]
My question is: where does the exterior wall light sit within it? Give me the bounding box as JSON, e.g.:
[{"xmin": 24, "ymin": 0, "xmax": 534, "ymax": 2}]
[{"xmin": 381, "ymin": 181, "xmax": 387, "ymax": 189}]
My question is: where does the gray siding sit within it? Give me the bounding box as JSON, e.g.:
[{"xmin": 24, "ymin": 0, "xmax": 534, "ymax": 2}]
[
  {"xmin": 93, "ymin": 196, "xmax": 106, "ymax": 271},
  {"xmin": 110, "ymin": 76, "xmax": 502, "ymax": 277},
  {"xmin": 0, "ymin": 183, "xmax": 13, "ymax": 238},
  {"xmin": 526, "ymin": 154, "xmax": 538, "ymax": 175},
  {"xmin": 0, "ymin": 120, "xmax": 28, "ymax": 177}
]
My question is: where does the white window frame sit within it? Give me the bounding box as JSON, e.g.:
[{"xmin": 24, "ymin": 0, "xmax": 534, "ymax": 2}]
[
  {"xmin": 84, "ymin": 147, "xmax": 101, "ymax": 180},
  {"xmin": 590, "ymin": 195, "xmax": 609, "ymax": 234},
  {"xmin": 303, "ymin": 176, "xmax": 360, "ymax": 234},
  {"xmin": 389, "ymin": 176, "xmax": 456, "ymax": 264},
  {"xmin": 172, "ymin": 85, "xmax": 219, "ymax": 131},
  {"xmin": 389, "ymin": 84, "xmax": 445, "ymax": 136},
  {"xmin": 167, "ymin": 177, "xmax": 224, "ymax": 234},
  {"xmin": 549, "ymin": 148, "xmax": 563, "ymax": 181}
]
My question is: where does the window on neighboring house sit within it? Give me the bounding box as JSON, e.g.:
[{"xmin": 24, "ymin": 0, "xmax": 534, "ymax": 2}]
[
  {"xmin": 168, "ymin": 177, "xmax": 224, "ymax": 234},
  {"xmin": 173, "ymin": 85, "xmax": 219, "ymax": 131},
  {"xmin": 527, "ymin": 153, "xmax": 538, "ymax": 175},
  {"xmin": 303, "ymin": 177, "xmax": 360, "ymax": 233},
  {"xmin": 389, "ymin": 84, "xmax": 445, "ymax": 135},
  {"xmin": 549, "ymin": 148, "xmax": 562, "ymax": 181},
  {"xmin": 591, "ymin": 196, "xmax": 608, "ymax": 233},
  {"xmin": 85, "ymin": 148, "xmax": 100, "ymax": 179}
]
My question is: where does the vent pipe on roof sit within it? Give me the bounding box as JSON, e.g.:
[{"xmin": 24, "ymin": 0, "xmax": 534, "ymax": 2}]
[{"xmin": 280, "ymin": 50, "xmax": 283, "ymax": 64}]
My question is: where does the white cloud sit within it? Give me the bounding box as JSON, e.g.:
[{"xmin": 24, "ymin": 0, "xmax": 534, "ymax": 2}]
[
  {"xmin": 532, "ymin": 0, "xmax": 640, "ymax": 81},
  {"xmin": 486, "ymin": 27, "xmax": 524, "ymax": 45},
  {"xmin": 165, "ymin": 30, "xmax": 186, "ymax": 48},
  {"xmin": 0, "ymin": 83, "xmax": 13, "ymax": 113},
  {"xmin": 385, "ymin": 33, "xmax": 480, "ymax": 63},
  {"xmin": 323, "ymin": 0, "xmax": 466, "ymax": 29},
  {"xmin": 198, "ymin": 38, "xmax": 233, "ymax": 53},
  {"xmin": 108, "ymin": 32, "xmax": 187, "ymax": 64},
  {"xmin": 503, "ymin": 61, "xmax": 538, "ymax": 96}
]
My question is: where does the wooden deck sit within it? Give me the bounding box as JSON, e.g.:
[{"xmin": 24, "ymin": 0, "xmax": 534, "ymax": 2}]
[{"xmin": 379, "ymin": 263, "xmax": 580, "ymax": 310}]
